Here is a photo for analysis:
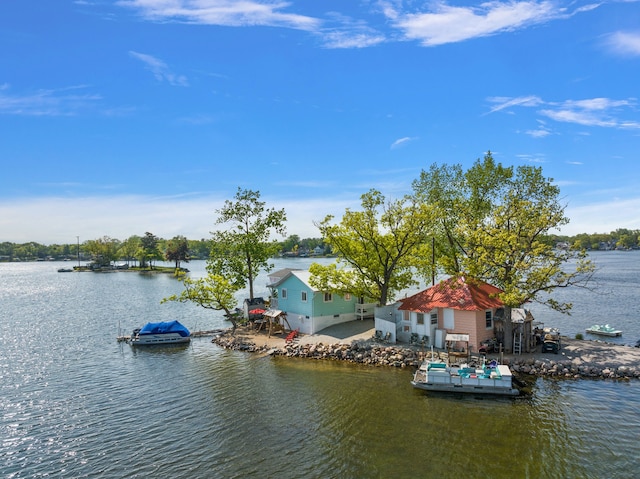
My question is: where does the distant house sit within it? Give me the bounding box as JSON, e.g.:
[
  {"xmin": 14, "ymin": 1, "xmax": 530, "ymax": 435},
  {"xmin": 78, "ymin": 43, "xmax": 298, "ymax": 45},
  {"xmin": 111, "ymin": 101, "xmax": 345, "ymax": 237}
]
[
  {"xmin": 392, "ymin": 276, "xmax": 505, "ymax": 353},
  {"xmin": 267, "ymin": 269, "xmax": 376, "ymax": 335}
]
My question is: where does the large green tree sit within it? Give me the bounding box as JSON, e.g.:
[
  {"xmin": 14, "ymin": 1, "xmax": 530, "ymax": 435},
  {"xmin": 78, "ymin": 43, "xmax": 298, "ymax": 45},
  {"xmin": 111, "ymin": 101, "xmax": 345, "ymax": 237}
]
[
  {"xmin": 84, "ymin": 236, "xmax": 120, "ymax": 267},
  {"xmin": 165, "ymin": 235, "xmax": 190, "ymax": 270},
  {"xmin": 413, "ymin": 152, "xmax": 595, "ymax": 351},
  {"xmin": 120, "ymin": 235, "xmax": 140, "ymax": 266},
  {"xmin": 138, "ymin": 232, "xmax": 162, "ymax": 269},
  {"xmin": 209, "ymin": 187, "xmax": 287, "ymax": 300},
  {"xmin": 310, "ymin": 189, "xmax": 435, "ymax": 306}
]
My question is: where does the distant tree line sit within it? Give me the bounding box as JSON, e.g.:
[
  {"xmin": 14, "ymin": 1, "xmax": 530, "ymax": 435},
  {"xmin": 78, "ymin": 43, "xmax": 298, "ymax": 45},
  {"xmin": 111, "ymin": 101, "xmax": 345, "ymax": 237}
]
[
  {"xmin": 0, "ymin": 235, "xmax": 210, "ymax": 265},
  {"xmin": 547, "ymin": 228, "xmax": 640, "ymax": 251},
  {"xmin": 0, "ymin": 234, "xmax": 328, "ymax": 263}
]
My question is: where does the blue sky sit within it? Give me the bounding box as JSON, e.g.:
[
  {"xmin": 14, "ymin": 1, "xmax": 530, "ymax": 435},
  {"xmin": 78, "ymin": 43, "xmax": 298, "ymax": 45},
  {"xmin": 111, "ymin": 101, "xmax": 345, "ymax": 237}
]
[{"xmin": 1, "ymin": 0, "xmax": 639, "ymax": 244}]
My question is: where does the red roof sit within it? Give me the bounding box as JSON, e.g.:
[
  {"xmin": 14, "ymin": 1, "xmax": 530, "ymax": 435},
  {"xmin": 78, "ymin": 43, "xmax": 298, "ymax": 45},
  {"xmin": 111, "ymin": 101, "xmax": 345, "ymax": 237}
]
[{"xmin": 398, "ymin": 276, "xmax": 504, "ymax": 312}]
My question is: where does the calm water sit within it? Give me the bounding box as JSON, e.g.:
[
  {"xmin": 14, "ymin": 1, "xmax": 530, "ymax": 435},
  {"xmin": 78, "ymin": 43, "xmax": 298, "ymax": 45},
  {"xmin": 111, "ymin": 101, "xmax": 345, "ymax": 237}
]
[{"xmin": 1, "ymin": 253, "xmax": 639, "ymax": 478}]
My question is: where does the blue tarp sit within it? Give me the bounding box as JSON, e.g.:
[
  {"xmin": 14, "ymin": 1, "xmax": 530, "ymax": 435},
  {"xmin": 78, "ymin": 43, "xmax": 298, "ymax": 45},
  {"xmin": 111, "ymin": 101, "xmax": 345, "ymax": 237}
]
[{"xmin": 139, "ymin": 320, "xmax": 190, "ymax": 337}]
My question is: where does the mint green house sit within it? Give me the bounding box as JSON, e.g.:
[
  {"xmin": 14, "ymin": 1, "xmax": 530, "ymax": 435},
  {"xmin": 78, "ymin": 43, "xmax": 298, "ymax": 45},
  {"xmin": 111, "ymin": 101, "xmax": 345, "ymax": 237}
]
[{"xmin": 267, "ymin": 269, "xmax": 375, "ymax": 335}]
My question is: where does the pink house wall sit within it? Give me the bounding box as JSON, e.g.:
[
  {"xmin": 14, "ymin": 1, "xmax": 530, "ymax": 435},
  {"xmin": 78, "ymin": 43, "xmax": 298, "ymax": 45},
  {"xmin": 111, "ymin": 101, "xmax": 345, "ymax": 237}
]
[{"xmin": 440, "ymin": 309, "xmax": 496, "ymax": 352}]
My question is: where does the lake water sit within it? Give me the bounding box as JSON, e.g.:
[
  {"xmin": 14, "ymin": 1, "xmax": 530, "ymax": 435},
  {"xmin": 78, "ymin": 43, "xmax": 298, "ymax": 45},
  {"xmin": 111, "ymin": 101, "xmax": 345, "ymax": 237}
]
[{"xmin": 1, "ymin": 252, "xmax": 639, "ymax": 478}]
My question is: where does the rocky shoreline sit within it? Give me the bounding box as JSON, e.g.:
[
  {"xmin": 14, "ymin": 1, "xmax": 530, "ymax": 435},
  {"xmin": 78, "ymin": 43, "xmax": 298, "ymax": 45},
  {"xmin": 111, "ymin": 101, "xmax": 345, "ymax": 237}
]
[{"xmin": 212, "ymin": 332, "xmax": 640, "ymax": 381}]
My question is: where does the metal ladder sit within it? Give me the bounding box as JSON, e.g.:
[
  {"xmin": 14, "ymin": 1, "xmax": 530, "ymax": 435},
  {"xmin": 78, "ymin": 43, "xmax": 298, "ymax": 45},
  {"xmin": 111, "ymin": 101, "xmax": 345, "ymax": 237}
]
[{"xmin": 513, "ymin": 332, "xmax": 522, "ymax": 354}]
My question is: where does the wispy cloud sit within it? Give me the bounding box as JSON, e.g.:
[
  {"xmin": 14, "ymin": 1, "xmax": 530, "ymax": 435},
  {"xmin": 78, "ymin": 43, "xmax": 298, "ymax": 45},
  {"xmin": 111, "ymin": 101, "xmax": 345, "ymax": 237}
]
[
  {"xmin": 320, "ymin": 29, "xmax": 386, "ymax": 49},
  {"xmin": 382, "ymin": 1, "xmax": 595, "ymax": 46},
  {"xmin": 129, "ymin": 51, "xmax": 189, "ymax": 86},
  {"xmin": 516, "ymin": 152, "xmax": 547, "ymax": 163},
  {"xmin": 487, "ymin": 95, "xmax": 544, "ymax": 114},
  {"xmin": 117, "ymin": 0, "xmax": 321, "ymax": 31},
  {"xmin": 319, "ymin": 12, "xmax": 386, "ymax": 48},
  {"xmin": 0, "ymin": 84, "xmax": 102, "ymax": 116},
  {"xmin": 0, "ymin": 193, "xmax": 357, "ymax": 243},
  {"xmin": 525, "ymin": 121, "xmax": 553, "ymax": 138},
  {"xmin": 540, "ymin": 98, "xmax": 639, "ymax": 128},
  {"xmin": 488, "ymin": 95, "xmax": 640, "ymax": 130},
  {"xmin": 390, "ymin": 136, "xmax": 417, "ymax": 149},
  {"xmin": 604, "ymin": 30, "xmax": 640, "ymax": 56}
]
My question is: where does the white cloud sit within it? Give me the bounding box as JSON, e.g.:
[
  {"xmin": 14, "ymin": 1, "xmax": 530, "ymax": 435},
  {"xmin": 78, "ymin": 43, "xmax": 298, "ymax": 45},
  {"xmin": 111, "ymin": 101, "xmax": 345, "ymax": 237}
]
[
  {"xmin": 604, "ymin": 31, "xmax": 640, "ymax": 56},
  {"xmin": 3, "ymin": 191, "xmax": 639, "ymax": 244},
  {"xmin": 384, "ymin": 1, "xmax": 574, "ymax": 46},
  {"xmin": 117, "ymin": 0, "xmax": 321, "ymax": 31},
  {"xmin": 561, "ymin": 197, "xmax": 640, "ymax": 235},
  {"xmin": 129, "ymin": 51, "xmax": 189, "ymax": 86}
]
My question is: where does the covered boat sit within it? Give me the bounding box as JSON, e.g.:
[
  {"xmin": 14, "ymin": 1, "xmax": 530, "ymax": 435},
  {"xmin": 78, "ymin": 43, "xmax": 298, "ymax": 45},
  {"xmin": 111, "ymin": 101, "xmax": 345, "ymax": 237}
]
[
  {"xmin": 411, "ymin": 359, "xmax": 519, "ymax": 396},
  {"xmin": 130, "ymin": 320, "xmax": 191, "ymax": 345},
  {"xmin": 586, "ymin": 324, "xmax": 622, "ymax": 337}
]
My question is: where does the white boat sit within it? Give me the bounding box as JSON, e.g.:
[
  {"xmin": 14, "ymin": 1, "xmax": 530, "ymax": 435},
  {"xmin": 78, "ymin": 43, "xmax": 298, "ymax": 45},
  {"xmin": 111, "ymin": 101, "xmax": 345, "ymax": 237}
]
[
  {"xmin": 130, "ymin": 320, "xmax": 191, "ymax": 345},
  {"xmin": 585, "ymin": 324, "xmax": 622, "ymax": 337},
  {"xmin": 411, "ymin": 359, "xmax": 520, "ymax": 396}
]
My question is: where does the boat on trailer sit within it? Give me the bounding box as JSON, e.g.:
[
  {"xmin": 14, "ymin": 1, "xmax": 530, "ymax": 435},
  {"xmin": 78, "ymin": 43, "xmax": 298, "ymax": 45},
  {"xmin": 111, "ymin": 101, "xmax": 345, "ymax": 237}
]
[
  {"xmin": 411, "ymin": 358, "xmax": 520, "ymax": 396},
  {"xmin": 130, "ymin": 320, "xmax": 191, "ymax": 345},
  {"xmin": 586, "ymin": 324, "xmax": 622, "ymax": 337}
]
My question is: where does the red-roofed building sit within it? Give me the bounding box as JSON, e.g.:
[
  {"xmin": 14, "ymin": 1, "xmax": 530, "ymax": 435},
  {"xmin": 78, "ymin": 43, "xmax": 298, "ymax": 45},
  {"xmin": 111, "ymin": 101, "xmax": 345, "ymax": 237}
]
[{"xmin": 396, "ymin": 276, "xmax": 504, "ymax": 353}]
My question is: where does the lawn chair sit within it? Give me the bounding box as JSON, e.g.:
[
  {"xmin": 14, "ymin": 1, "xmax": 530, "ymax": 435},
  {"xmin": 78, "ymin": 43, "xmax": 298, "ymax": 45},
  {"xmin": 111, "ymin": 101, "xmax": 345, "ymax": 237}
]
[{"xmin": 285, "ymin": 328, "xmax": 299, "ymax": 344}]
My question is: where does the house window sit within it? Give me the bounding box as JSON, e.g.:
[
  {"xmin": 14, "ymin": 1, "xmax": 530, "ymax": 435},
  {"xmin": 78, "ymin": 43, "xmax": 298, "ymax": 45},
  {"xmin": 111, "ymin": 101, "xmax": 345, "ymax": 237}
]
[
  {"xmin": 485, "ymin": 310, "xmax": 493, "ymax": 328},
  {"xmin": 344, "ymin": 293, "xmax": 352, "ymax": 301},
  {"xmin": 430, "ymin": 313, "xmax": 438, "ymax": 325},
  {"xmin": 281, "ymin": 288, "xmax": 287, "ymax": 299},
  {"xmin": 323, "ymin": 292, "xmax": 333, "ymax": 302},
  {"xmin": 301, "ymin": 291, "xmax": 307, "ymax": 302},
  {"xmin": 416, "ymin": 313, "xmax": 424, "ymax": 325}
]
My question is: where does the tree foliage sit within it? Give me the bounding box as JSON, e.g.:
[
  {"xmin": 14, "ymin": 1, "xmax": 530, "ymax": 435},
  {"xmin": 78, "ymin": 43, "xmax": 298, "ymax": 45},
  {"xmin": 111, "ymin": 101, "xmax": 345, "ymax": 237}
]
[
  {"xmin": 310, "ymin": 189, "xmax": 435, "ymax": 306},
  {"xmin": 161, "ymin": 273, "xmax": 241, "ymax": 331},
  {"xmin": 138, "ymin": 232, "xmax": 162, "ymax": 269},
  {"xmin": 209, "ymin": 187, "xmax": 286, "ymax": 300},
  {"xmin": 413, "ymin": 152, "xmax": 595, "ymax": 351},
  {"xmin": 165, "ymin": 235, "xmax": 190, "ymax": 269},
  {"xmin": 84, "ymin": 236, "xmax": 120, "ymax": 266}
]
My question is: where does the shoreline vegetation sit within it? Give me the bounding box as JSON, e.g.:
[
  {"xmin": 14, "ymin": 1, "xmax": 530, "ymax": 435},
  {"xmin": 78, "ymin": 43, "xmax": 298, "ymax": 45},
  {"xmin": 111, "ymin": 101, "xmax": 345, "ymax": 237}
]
[{"xmin": 211, "ymin": 323, "xmax": 640, "ymax": 384}]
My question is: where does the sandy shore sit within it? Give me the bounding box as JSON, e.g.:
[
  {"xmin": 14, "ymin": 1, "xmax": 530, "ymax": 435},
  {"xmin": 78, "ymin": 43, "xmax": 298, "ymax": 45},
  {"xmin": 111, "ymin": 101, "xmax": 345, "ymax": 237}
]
[{"xmin": 230, "ymin": 319, "xmax": 640, "ymax": 371}]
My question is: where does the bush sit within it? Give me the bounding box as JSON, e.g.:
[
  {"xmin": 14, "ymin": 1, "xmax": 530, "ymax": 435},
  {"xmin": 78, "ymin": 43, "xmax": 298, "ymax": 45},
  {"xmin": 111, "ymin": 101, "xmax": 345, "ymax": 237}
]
[{"xmin": 575, "ymin": 333, "xmax": 584, "ymax": 340}]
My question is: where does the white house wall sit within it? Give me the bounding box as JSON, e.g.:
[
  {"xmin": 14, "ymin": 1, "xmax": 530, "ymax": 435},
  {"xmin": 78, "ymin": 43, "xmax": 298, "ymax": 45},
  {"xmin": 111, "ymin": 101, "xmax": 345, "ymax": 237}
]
[{"xmin": 374, "ymin": 303, "xmax": 401, "ymax": 343}]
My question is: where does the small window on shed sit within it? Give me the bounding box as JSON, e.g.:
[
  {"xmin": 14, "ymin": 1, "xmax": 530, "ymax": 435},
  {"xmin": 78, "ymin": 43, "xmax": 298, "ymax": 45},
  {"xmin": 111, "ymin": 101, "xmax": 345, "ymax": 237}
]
[
  {"xmin": 485, "ymin": 310, "xmax": 493, "ymax": 328},
  {"xmin": 301, "ymin": 291, "xmax": 307, "ymax": 302},
  {"xmin": 430, "ymin": 313, "xmax": 438, "ymax": 325},
  {"xmin": 323, "ymin": 292, "xmax": 333, "ymax": 302},
  {"xmin": 281, "ymin": 288, "xmax": 287, "ymax": 299},
  {"xmin": 416, "ymin": 313, "xmax": 425, "ymax": 325}
]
